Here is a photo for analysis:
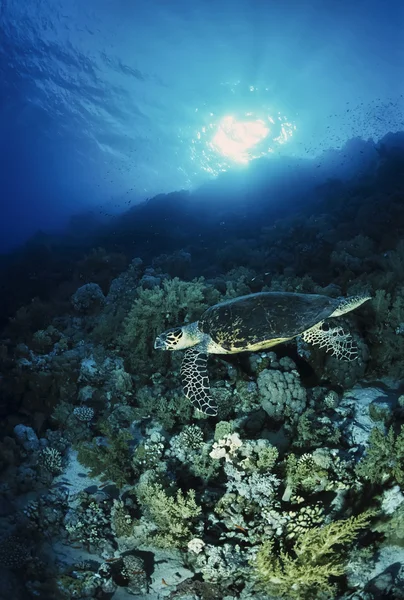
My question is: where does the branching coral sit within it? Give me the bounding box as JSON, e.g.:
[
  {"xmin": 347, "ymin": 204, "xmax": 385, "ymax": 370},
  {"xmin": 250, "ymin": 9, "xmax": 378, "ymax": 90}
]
[
  {"xmin": 120, "ymin": 276, "xmax": 220, "ymax": 372},
  {"xmin": 133, "ymin": 384, "xmax": 192, "ymax": 430},
  {"xmin": 293, "ymin": 408, "xmax": 341, "ymax": 449},
  {"xmin": 135, "ymin": 479, "xmax": 202, "ymax": 549},
  {"xmin": 65, "ymin": 492, "xmax": 112, "ymax": 550},
  {"xmin": 254, "ymin": 511, "xmax": 374, "ymax": 599},
  {"xmin": 355, "ymin": 425, "xmax": 404, "ymax": 485},
  {"xmin": 283, "ymin": 450, "xmax": 354, "ymax": 502},
  {"xmin": 76, "ymin": 423, "xmax": 133, "ymax": 487}
]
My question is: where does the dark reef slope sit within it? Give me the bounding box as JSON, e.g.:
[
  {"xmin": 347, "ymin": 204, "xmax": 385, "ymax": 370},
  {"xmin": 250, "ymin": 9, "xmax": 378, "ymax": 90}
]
[{"xmin": 0, "ymin": 132, "xmax": 403, "ymax": 329}]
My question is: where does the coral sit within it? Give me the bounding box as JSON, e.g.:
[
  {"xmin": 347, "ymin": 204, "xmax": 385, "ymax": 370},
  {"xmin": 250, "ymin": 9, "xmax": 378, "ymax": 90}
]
[
  {"xmin": 38, "ymin": 447, "xmax": 63, "ymax": 474},
  {"xmin": 254, "ymin": 511, "xmax": 373, "ymax": 599},
  {"xmin": 74, "ymin": 247, "xmax": 127, "ymax": 291},
  {"xmin": 132, "ymin": 432, "xmax": 165, "ymax": 474},
  {"xmin": 65, "ymin": 492, "xmax": 112, "ymax": 550},
  {"xmin": 120, "ymin": 276, "xmax": 220, "ymax": 372},
  {"xmin": 13, "ymin": 424, "xmax": 40, "ymax": 452},
  {"xmin": 355, "ymin": 425, "xmax": 404, "ymax": 485},
  {"xmin": 188, "ymin": 537, "xmax": 206, "ymax": 554},
  {"xmin": 152, "ymin": 248, "xmax": 192, "ymax": 278},
  {"xmin": 19, "ymin": 488, "xmax": 68, "ymax": 535},
  {"xmin": 51, "ymin": 400, "xmax": 75, "ymax": 424},
  {"xmin": 373, "ymin": 500, "xmax": 404, "ymax": 543},
  {"xmin": 234, "ymin": 379, "xmax": 261, "ymax": 413},
  {"xmin": 331, "ymin": 235, "xmax": 375, "ymax": 273},
  {"xmin": 179, "ymin": 424, "xmax": 205, "ymax": 449},
  {"xmin": 380, "ymin": 484, "xmax": 404, "ymax": 515},
  {"xmin": 121, "ymin": 554, "xmax": 147, "ymax": 595},
  {"xmin": 257, "ymin": 368, "xmax": 307, "ymax": 423},
  {"xmin": 168, "ymin": 425, "xmax": 205, "ymax": 463},
  {"xmin": 135, "ymin": 479, "xmax": 202, "ymax": 549},
  {"xmin": 185, "ymin": 443, "xmax": 221, "ymax": 481},
  {"xmin": 76, "ymin": 423, "xmax": 133, "ymax": 487},
  {"xmin": 111, "ymin": 499, "xmax": 136, "ymax": 538},
  {"xmin": 73, "ymin": 406, "xmax": 95, "ymax": 422},
  {"xmin": 368, "ymin": 287, "xmax": 404, "ymax": 377},
  {"xmin": 225, "ymin": 467, "xmax": 280, "ymax": 508},
  {"xmin": 323, "ymin": 390, "xmax": 340, "ymax": 409},
  {"xmin": 210, "ymin": 432, "xmax": 243, "ymax": 461},
  {"xmin": 133, "ymin": 384, "xmax": 193, "ymax": 430},
  {"xmin": 71, "ymin": 282, "xmax": 106, "ymax": 312},
  {"xmin": 210, "ymin": 432, "xmax": 281, "ymax": 512},
  {"xmin": 14, "ymin": 465, "xmax": 38, "ymax": 492},
  {"xmin": 31, "ymin": 326, "xmax": 61, "ymax": 353},
  {"xmin": 284, "ymin": 504, "xmax": 325, "ymax": 540},
  {"xmin": 237, "ymin": 439, "xmax": 279, "ymax": 473},
  {"xmin": 50, "ymin": 401, "xmax": 94, "ymax": 444},
  {"xmin": 282, "ymin": 450, "xmax": 354, "ymax": 502},
  {"xmin": 293, "ymin": 408, "xmax": 341, "ymax": 449},
  {"xmin": 195, "ymin": 542, "xmax": 249, "ymax": 584},
  {"xmin": 213, "ymin": 421, "xmax": 235, "ymax": 442}
]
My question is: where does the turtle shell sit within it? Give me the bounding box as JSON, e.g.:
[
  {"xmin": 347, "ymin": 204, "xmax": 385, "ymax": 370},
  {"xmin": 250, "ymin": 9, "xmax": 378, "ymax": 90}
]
[{"xmin": 199, "ymin": 291, "xmax": 340, "ymax": 352}]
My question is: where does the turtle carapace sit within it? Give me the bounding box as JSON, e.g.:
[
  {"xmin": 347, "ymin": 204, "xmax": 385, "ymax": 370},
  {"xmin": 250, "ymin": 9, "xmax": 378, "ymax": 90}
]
[{"xmin": 154, "ymin": 291, "xmax": 371, "ymax": 416}]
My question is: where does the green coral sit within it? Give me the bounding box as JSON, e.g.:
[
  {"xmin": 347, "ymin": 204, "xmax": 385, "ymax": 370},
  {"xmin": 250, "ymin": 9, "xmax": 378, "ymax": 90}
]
[
  {"xmin": 111, "ymin": 499, "xmax": 136, "ymax": 538},
  {"xmin": 355, "ymin": 425, "xmax": 404, "ymax": 485},
  {"xmin": 132, "ymin": 432, "xmax": 165, "ymax": 475},
  {"xmin": 120, "ymin": 277, "xmax": 220, "ymax": 372},
  {"xmin": 254, "ymin": 512, "xmax": 373, "ymax": 599},
  {"xmin": 293, "ymin": 408, "xmax": 341, "ymax": 449},
  {"xmin": 214, "ymin": 421, "xmax": 235, "ymax": 441},
  {"xmin": 242, "ymin": 441, "xmax": 279, "ymax": 473},
  {"xmin": 368, "ymin": 402, "xmax": 392, "ymax": 425},
  {"xmin": 134, "ymin": 385, "xmax": 192, "ymax": 430},
  {"xmin": 373, "ymin": 502, "xmax": 404, "ymax": 544},
  {"xmin": 283, "ymin": 453, "xmax": 329, "ymax": 501},
  {"xmin": 136, "ymin": 480, "xmax": 202, "ymax": 548},
  {"xmin": 188, "ymin": 444, "xmax": 221, "ymax": 480},
  {"xmin": 76, "ymin": 423, "xmax": 133, "ymax": 487}
]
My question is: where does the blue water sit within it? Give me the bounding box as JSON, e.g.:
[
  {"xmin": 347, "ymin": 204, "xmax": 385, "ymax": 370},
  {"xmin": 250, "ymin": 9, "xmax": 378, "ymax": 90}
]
[{"xmin": 0, "ymin": 0, "xmax": 403, "ymax": 251}]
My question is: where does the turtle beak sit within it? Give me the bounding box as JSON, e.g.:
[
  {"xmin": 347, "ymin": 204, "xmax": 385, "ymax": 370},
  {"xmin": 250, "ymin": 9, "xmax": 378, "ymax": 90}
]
[{"xmin": 154, "ymin": 336, "xmax": 165, "ymax": 350}]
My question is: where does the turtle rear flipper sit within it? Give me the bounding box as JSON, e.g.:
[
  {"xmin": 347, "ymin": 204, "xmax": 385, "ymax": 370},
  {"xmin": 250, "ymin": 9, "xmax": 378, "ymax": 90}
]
[
  {"xmin": 301, "ymin": 321, "xmax": 358, "ymax": 361},
  {"xmin": 181, "ymin": 348, "xmax": 218, "ymax": 416}
]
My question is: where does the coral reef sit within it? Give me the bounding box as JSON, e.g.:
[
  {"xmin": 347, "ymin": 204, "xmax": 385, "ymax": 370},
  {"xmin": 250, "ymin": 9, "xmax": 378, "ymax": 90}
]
[
  {"xmin": 254, "ymin": 512, "xmax": 373, "ymax": 599},
  {"xmin": 1, "ymin": 135, "xmax": 404, "ymax": 598}
]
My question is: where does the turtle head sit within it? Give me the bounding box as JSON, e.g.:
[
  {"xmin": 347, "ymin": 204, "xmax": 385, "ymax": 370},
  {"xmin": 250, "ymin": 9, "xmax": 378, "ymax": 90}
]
[{"xmin": 154, "ymin": 322, "xmax": 201, "ymax": 351}]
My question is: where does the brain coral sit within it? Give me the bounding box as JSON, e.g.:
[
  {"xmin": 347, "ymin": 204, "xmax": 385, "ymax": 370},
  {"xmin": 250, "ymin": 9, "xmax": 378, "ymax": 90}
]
[{"xmin": 257, "ymin": 368, "xmax": 307, "ymax": 422}]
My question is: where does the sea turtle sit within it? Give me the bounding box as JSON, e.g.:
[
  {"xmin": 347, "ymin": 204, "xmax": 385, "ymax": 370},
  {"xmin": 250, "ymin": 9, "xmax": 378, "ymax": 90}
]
[{"xmin": 154, "ymin": 291, "xmax": 370, "ymax": 416}]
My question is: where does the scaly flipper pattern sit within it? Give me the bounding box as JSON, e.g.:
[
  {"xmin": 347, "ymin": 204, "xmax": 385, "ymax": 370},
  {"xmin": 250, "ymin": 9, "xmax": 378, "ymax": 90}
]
[
  {"xmin": 301, "ymin": 321, "xmax": 358, "ymax": 360},
  {"xmin": 181, "ymin": 348, "xmax": 218, "ymax": 416}
]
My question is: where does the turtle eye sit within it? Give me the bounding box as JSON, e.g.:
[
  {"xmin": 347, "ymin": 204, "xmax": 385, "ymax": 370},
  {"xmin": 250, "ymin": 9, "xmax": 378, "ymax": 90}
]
[
  {"xmin": 155, "ymin": 327, "xmax": 183, "ymax": 350},
  {"xmin": 166, "ymin": 328, "xmax": 183, "ymax": 347}
]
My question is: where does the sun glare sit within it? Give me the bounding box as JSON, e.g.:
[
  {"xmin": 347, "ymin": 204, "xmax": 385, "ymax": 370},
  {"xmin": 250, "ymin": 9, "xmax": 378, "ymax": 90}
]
[
  {"xmin": 190, "ymin": 83, "xmax": 296, "ymax": 177},
  {"xmin": 210, "ymin": 115, "xmax": 270, "ymax": 163}
]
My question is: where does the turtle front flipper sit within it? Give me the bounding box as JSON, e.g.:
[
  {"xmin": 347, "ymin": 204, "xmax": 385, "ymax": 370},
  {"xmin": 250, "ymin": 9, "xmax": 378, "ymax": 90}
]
[
  {"xmin": 301, "ymin": 321, "xmax": 358, "ymax": 360},
  {"xmin": 180, "ymin": 348, "xmax": 217, "ymax": 416}
]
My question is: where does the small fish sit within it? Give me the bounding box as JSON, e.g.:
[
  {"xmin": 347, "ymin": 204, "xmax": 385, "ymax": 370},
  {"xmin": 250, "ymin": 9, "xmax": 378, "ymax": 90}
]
[
  {"xmin": 251, "ymin": 272, "xmax": 270, "ymax": 281},
  {"xmin": 234, "ymin": 524, "xmax": 248, "ymax": 533},
  {"xmin": 162, "ymin": 578, "xmax": 170, "ymax": 586}
]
